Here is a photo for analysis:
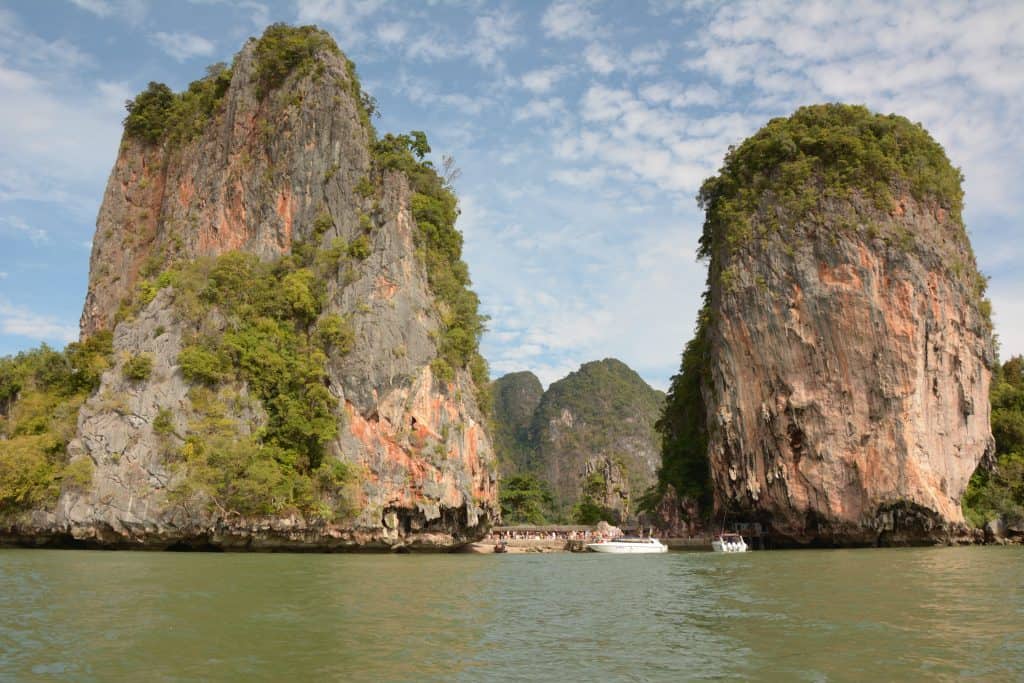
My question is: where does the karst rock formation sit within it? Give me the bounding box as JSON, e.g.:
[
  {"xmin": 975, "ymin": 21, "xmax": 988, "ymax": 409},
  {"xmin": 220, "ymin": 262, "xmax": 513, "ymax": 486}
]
[
  {"xmin": 2, "ymin": 25, "xmax": 497, "ymax": 550},
  {"xmin": 701, "ymin": 105, "xmax": 995, "ymax": 545},
  {"xmin": 658, "ymin": 104, "xmax": 995, "ymax": 546}
]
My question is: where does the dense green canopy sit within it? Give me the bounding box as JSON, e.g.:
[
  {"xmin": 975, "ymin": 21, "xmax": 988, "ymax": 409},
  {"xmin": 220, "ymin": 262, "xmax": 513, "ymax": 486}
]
[
  {"xmin": 698, "ymin": 103, "xmax": 967, "ymax": 259},
  {"xmin": 964, "ymin": 357, "xmax": 1024, "ymax": 527}
]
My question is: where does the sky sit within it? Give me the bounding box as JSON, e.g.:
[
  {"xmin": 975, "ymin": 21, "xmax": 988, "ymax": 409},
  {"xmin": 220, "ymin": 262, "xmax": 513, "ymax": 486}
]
[{"xmin": 0, "ymin": 0, "xmax": 1022, "ymax": 390}]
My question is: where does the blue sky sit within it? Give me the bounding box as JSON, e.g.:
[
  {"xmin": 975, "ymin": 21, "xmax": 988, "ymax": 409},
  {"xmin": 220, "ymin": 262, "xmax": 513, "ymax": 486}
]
[{"xmin": 0, "ymin": 1, "xmax": 1022, "ymax": 390}]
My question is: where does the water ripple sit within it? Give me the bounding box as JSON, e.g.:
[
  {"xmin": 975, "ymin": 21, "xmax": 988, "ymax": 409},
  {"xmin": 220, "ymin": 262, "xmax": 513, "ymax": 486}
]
[{"xmin": 0, "ymin": 547, "xmax": 1021, "ymax": 681}]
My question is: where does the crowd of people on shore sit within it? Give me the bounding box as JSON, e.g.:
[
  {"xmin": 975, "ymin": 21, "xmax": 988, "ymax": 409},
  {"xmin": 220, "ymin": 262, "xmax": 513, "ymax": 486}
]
[{"xmin": 489, "ymin": 529, "xmax": 607, "ymax": 542}]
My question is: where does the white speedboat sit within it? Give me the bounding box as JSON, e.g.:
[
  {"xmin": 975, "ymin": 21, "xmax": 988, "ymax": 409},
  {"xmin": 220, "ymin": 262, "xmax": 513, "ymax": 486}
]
[
  {"xmin": 712, "ymin": 533, "xmax": 748, "ymax": 553},
  {"xmin": 586, "ymin": 537, "xmax": 668, "ymax": 554}
]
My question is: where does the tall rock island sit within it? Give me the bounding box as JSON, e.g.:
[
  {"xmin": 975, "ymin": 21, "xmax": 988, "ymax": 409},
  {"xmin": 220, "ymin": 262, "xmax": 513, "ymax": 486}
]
[
  {"xmin": 0, "ymin": 25, "xmax": 497, "ymax": 550},
  {"xmin": 659, "ymin": 104, "xmax": 995, "ymax": 546}
]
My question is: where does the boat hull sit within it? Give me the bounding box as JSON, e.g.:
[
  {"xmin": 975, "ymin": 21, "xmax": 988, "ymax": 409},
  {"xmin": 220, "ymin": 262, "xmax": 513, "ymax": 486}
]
[
  {"xmin": 712, "ymin": 539, "xmax": 748, "ymax": 553},
  {"xmin": 586, "ymin": 541, "xmax": 668, "ymax": 554}
]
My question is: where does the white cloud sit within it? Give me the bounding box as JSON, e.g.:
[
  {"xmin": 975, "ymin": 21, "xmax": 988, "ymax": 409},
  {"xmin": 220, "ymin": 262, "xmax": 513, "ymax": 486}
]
[
  {"xmin": 398, "ymin": 74, "xmax": 492, "ymax": 115},
  {"xmin": 375, "ymin": 21, "xmax": 408, "ymax": 45},
  {"xmin": 237, "ymin": 1, "xmax": 270, "ymax": 28},
  {"xmin": 68, "ymin": 0, "xmax": 146, "ymax": 24},
  {"xmin": 0, "ymin": 299, "xmax": 77, "ymax": 344},
  {"xmin": 151, "ymin": 32, "xmax": 216, "ymax": 62},
  {"xmin": 472, "ymin": 10, "xmax": 521, "ymax": 68},
  {"xmin": 0, "ymin": 17, "xmax": 126, "ymax": 216},
  {"xmin": 544, "ymin": 80, "xmax": 762, "ymax": 231},
  {"xmin": 2, "ymin": 217, "xmax": 50, "ymax": 244},
  {"xmin": 629, "ymin": 41, "xmax": 668, "ymax": 67},
  {"xmin": 405, "ymin": 34, "xmax": 462, "ymax": 62},
  {"xmin": 541, "ymin": 0, "xmax": 599, "ymax": 40},
  {"xmin": 639, "ymin": 81, "xmax": 719, "ymax": 108},
  {"xmin": 583, "ymin": 43, "xmax": 616, "ymax": 75},
  {"xmin": 991, "ymin": 282, "xmax": 1024, "ymax": 362},
  {"xmin": 550, "ymin": 166, "xmax": 607, "ymax": 187},
  {"xmin": 520, "ymin": 66, "xmax": 566, "ymax": 94},
  {"xmin": 69, "ymin": 0, "xmax": 112, "ymax": 17},
  {"xmin": 401, "ymin": 9, "xmax": 521, "ymax": 69},
  {"xmin": 582, "ymin": 40, "xmax": 670, "ymax": 76},
  {"xmin": 515, "ymin": 97, "xmax": 567, "ymax": 121},
  {"xmin": 295, "ymin": 0, "xmax": 385, "ymax": 36},
  {"xmin": 0, "ymin": 9, "xmax": 93, "ymax": 73},
  {"xmin": 686, "ymin": 1, "xmax": 1024, "ymax": 212},
  {"xmin": 184, "ymin": 0, "xmax": 269, "ymax": 27}
]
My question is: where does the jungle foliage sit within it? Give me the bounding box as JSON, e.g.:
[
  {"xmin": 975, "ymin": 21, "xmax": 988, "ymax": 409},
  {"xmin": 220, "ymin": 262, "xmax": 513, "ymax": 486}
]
[
  {"xmin": 571, "ymin": 471, "xmax": 619, "ymax": 525},
  {"xmin": 10, "ymin": 24, "xmax": 485, "ymax": 522},
  {"xmin": 964, "ymin": 356, "xmax": 1024, "ymax": 528},
  {"xmin": 641, "ymin": 308, "xmax": 713, "ymax": 520},
  {"xmin": 697, "ymin": 103, "xmax": 968, "ymax": 261},
  {"xmin": 490, "ymin": 371, "xmax": 543, "ymax": 475},
  {"xmin": 0, "ymin": 332, "xmax": 112, "ymax": 515},
  {"xmin": 148, "ymin": 248, "xmax": 356, "ymax": 519},
  {"xmin": 124, "ymin": 24, "xmax": 355, "ymax": 146},
  {"xmin": 499, "ymin": 473, "xmax": 555, "ymax": 526},
  {"xmin": 252, "ymin": 23, "xmax": 338, "ymax": 96},
  {"xmin": 123, "ymin": 64, "xmax": 233, "ymax": 146}
]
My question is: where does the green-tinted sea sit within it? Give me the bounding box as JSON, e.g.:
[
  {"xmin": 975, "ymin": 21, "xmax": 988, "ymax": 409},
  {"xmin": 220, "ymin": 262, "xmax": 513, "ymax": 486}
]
[{"xmin": 1, "ymin": 546, "xmax": 1021, "ymax": 681}]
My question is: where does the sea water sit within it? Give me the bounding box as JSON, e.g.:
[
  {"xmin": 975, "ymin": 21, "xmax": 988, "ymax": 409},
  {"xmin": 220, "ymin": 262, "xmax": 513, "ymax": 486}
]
[{"xmin": 1, "ymin": 546, "xmax": 1021, "ymax": 681}]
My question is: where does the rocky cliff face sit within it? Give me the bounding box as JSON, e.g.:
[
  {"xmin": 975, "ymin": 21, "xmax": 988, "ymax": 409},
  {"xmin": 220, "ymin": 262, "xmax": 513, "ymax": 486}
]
[
  {"xmin": 493, "ymin": 359, "xmax": 664, "ymax": 522},
  {"xmin": 696, "ymin": 104, "xmax": 994, "ymax": 546},
  {"xmin": 2, "ymin": 25, "xmax": 497, "ymax": 550}
]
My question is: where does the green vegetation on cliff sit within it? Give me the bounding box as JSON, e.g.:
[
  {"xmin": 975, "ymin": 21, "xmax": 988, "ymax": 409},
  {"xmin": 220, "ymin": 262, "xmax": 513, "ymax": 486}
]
[
  {"xmin": 252, "ymin": 23, "xmax": 338, "ymax": 95},
  {"xmin": 123, "ymin": 66, "xmax": 233, "ymax": 146},
  {"xmin": 571, "ymin": 471, "xmax": 619, "ymax": 525},
  {"xmin": 532, "ymin": 359, "xmax": 662, "ymax": 455},
  {"xmin": 644, "ymin": 309, "xmax": 713, "ymax": 518},
  {"xmin": 138, "ymin": 247, "xmax": 355, "ymax": 519},
  {"xmin": 124, "ymin": 23, "xmax": 487, "ymax": 409},
  {"xmin": 0, "ymin": 333, "xmax": 112, "ymax": 515},
  {"xmin": 698, "ymin": 103, "xmax": 968, "ymax": 261},
  {"xmin": 964, "ymin": 356, "xmax": 1024, "ymax": 528},
  {"xmin": 123, "ymin": 24, "xmax": 373, "ymax": 146},
  {"xmin": 491, "ymin": 371, "xmax": 543, "ymax": 474}
]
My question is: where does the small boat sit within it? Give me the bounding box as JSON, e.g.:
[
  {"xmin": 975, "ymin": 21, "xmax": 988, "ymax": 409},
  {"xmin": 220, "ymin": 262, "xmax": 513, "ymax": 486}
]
[
  {"xmin": 712, "ymin": 533, "xmax": 748, "ymax": 553},
  {"xmin": 586, "ymin": 537, "xmax": 668, "ymax": 554},
  {"xmin": 493, "ymin": 541, "xmax": 507, "ymax": 554}
]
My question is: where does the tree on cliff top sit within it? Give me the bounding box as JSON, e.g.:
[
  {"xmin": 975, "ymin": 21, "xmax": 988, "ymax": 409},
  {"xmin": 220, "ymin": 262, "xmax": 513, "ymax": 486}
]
[{"xmin": 697, "ymin": 103, "xmax": 970, "ymax": 260}]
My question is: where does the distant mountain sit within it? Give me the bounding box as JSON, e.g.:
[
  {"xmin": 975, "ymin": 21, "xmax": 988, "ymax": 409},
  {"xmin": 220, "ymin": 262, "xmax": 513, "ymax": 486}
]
[
  {"xmin": 492, "ymin": 359, "xmax": 665, "ymax": 523},
  {"xmin": 491, "ymin": 371, "xmax": 543, "ymax": 476}
]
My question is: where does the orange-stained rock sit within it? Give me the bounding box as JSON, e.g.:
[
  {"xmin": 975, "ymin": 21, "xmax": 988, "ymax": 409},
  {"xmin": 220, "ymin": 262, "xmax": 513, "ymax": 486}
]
[{"xmin": 705, "ymin": 192, "xmax": 994, "ymax": 546}]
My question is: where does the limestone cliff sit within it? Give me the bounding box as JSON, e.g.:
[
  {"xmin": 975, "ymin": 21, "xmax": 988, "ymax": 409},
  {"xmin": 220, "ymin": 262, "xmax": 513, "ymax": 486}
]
[
  {"xmin": 493, "ymin": 360, "xmax": 664, "ymax": 523},
  {"xmin": 1, "ymin": 25, "xmax": 497, "ymax": 550},
  {"xmin": 690, "ymin": 104, "xmax": 995, "ymax": 546}
]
